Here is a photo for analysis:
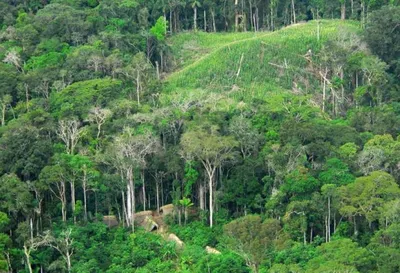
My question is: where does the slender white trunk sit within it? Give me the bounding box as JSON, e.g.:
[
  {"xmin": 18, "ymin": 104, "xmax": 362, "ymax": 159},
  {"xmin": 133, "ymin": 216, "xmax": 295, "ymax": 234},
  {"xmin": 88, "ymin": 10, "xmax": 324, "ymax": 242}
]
[
  {"xmin": 62, "ymin": 181, "xmax": 67, "ymax": 222},
  {"xmin": 211, "ymin": 10, "xmax": 216, "ymax": 32},
  {"xmin": 193, "ymin": 6, "xmax": 197, "ymax": 31},
  {"xmin": 1, "ymin": 103, "xmax": 5, "ymax": 126},
  {"xmin": 23, "ymin": 245, "xmax": 33, "ymax": 273},
  {"xmin": 199, "ymin": 184, "xmax": 205, "ymax": 210},
  {"xmin": 341, "ymin": 1, "xmax": 346, "ymax": 20},
  {"xmin": 328, "ymin": 196, "xmax": 331, "ymax": 242},
  {"xmin": 83, "ymin": 170, "xmax": 88, "ymax": 221},
  {"xmin": 122, "ymin": 190, "xmax": 128, "ymax": 227},
  {"xmin": 141, "ymin": 170, "xmax": 146, "ymax": 211},
  {"xmin": 66, "ymin": 251, "xmax": 72, "ymax": 273},
  {"xmin": 291, "ymin": 0, "xmax": 296, "ymax": 24},
  {"xmin": 156, "ymin": 181, "xmax": 160, "ymax": 213},
  {"xmin": 204, "ymin": 10, "xmax": 207, "ymax": 31},
  {"xmin": 136, "ymin": 72, "xmax": 140, "ymax": 106},
  {"xmin": 127, "ymin": 168, "xmax": 135, "ymax": 232},
  {"xmin": 70, "ymin": 181, "xmax": 75, "ymax": 223},
  {"xmin": 30, "ymin": 218, "xmax": 34, "ymax": 241},
  {"xmin": 209, "ymin": 174, "xmax": 213, "ymax": 227}
]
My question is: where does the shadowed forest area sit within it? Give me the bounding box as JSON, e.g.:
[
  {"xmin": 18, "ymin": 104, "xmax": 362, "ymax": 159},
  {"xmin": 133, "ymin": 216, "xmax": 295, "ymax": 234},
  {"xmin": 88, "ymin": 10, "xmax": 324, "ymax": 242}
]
[{"xmin": 0, "ymin": 0, "xmax": 400, "ymax": 272}]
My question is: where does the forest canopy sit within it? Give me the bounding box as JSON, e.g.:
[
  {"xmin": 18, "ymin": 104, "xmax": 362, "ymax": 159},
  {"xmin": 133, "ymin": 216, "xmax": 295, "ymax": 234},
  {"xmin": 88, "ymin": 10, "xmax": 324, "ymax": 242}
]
[{"xmin": 0, "ymin": 0, "xmax": 400, "ymax": 272}]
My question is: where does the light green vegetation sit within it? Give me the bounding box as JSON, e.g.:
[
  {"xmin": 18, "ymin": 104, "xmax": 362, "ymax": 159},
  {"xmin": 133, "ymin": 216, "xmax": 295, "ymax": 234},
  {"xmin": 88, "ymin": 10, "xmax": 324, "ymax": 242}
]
[
  {"xmin": 168, "ymin": 31, "xmax": 258, "ymax": 70},
  {"xmin": 166, "ymin": 20, "xmax": 360, "ymax": 101}
]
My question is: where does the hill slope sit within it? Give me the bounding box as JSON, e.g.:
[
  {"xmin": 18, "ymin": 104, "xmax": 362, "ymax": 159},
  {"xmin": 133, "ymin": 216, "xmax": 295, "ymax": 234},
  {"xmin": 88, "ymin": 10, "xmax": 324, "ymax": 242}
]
[{"xmin": 165, "ymin": 20, "xmax": 360, "ymax": 102}]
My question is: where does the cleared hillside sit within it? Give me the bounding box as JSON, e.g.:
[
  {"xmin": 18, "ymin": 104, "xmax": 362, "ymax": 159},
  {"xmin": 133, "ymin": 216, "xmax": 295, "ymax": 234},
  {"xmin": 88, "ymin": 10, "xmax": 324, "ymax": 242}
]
[
  {"xmin": 167, "ymin": 31, "xmax": 259, "ymax": 70},
  {"xmin": 165, "ymin": 20, "xmax": 361, "ymax": 102}
]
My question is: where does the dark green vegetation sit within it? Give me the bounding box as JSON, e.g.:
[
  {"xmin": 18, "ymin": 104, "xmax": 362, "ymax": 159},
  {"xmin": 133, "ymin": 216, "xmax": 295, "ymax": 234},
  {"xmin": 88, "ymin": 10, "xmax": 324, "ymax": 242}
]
[{"xmin": 1, "ymin": 0, "xmax": 400, "ymax": 272}]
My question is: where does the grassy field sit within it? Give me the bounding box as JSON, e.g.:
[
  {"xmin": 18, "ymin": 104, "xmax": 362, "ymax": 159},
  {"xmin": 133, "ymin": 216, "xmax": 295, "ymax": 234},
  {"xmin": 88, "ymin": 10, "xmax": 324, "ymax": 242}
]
[
  {"xmin": 164, "ymin": 20, "xmax": 360, "ymax": 103},
  {"xmin": 167, "ymin": 31, "xmax": 259, "ymax": 70}
]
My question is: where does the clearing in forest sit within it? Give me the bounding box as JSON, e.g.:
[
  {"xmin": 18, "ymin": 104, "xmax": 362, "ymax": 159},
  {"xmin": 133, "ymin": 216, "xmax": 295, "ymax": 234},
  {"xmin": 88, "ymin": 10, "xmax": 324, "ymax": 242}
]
[{"xmin": 164, "ymin": 20, "xmax": 360, "ymax": 103}]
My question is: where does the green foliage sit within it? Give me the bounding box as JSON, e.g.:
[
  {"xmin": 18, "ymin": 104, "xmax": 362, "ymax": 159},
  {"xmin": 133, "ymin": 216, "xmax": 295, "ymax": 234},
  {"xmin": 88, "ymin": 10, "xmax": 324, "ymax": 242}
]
[
  {"xmin": 183, "ymin": 161, "xmax": 198, "ymax": 197},
  {"xmin": 0, "ymin": 1, "xmax": 399, "ymax": 272},
  {"xmin": 339, "ymin": 171, "xmax": 400, "ymax": 225},
  {"xmin": 170, "ymin": 221, "xmax": 220, "ymax": 247},
  {"xmin": 0, "ymin": 174, "xmax": 32, "ymax": 216},
  {"xmin": 196, "ymin": 252, "xmax": 250, "ymax": 273},
  {"xmin": 50, "ymin": 78, "xmax": 122, "ymax": 119},
  {"xmin": 319, "ymin": 158, "xmax": 354, "ymax": 186},
  {"xmin": 305, "ymin": 238, "xmax": 375, "ymax": 272},
  {"xmin": 222, "ymin": 215, "xmax": 283, "ymax": 272},
  {"xmin": 282, "ymin": 167, "xmax": 321, "ymax": 199},
  {"xmin": 150, "ymin": 17, "xmax": 167, "ymax": 41},
  {"xmin": 167, "ymin": 21, "xmax": 360, "ymax": 101},
  {"xmin": 25, "ymin": 52, "xmax": 66, "ymax": 70},
  {"xmin": 365, "ymin": 5, "xmax": 400, "ymax": 75}
]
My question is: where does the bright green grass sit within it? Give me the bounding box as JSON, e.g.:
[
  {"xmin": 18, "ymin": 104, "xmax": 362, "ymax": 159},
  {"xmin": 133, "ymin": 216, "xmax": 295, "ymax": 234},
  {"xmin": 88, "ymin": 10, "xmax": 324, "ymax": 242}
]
[
  {"xmin": 165, "ymin": 20, "xmax": 361, "ymax": 102},
  {"xmin": 168, "ymin": 31, "xmax": 261, "ymax": 70}
]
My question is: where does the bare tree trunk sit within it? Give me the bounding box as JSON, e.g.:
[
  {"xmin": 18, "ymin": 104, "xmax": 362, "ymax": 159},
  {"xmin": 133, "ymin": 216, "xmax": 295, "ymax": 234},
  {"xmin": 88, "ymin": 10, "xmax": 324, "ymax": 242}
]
[
  {"xmin": 83, "ymin": 170, "xmax": 88, "ymax": 221},
  {"xmin": 29, "ymin": 217, "xmax": 33, "ymax": 241},
  {"xmin": 235, "ymin": 0, "xmax": 239, "ymax": 31},
  {"xmin": 328, "ymin": 196, "xmax": 331, "ymax": 242},
  {"xmin": 141, "ymin": 170, "xmax": 146, "ymax": 211},
  {"xmin": 156, "ymin": 180, "xmax": 160, "ymax": 213},
  {"xmin": 325, "ymin": 216, "xmax": 328, "ymax": 242},
  {"xmin": 204, "ymin": 10, "xmax": 207, "ymax": 31},
  {"xmin": 211, "ymin": 10, "xmax": 216, "ymax": 32},
  {"xmin": 271, "ymin": 4, "xmax": 274, "ymax": 31},
  {"xmin": 209, "ymin": 173, "xmax": 213, "ymax": 227},
  {"xmin": 1, "ymin": 102, "xmax": 5, "ymax": 126},
  {"xmin": 199, "ymin": 183, "xmax": 205, "ymax": 210},
  {"xmin": 70, "ymin": 181, "xmax": 76, "ymax": 223},
  {"xmin": 255, "ymin": 7, "xmax": 259, "ymax": 31},
  {"xmin": 122, "ymin": 190, "xmax": 127, "ymax": 227},
  {"xmin": 291, "ymin": 0, "xmax": 296, "ymax": 24},
  {"xmin": 126, "ymin": 168, "xmax": 135, "ymax": 232},
  {"xmin": 66, "ymin": 252, "xmax": 72, "ymax": 273},
  {"xmin": 351, "ymin": 0, "xmax": 354, "ymax": 17},
  {"xmin": 156, "ymin": 61, "xmax": 160, "ymax": 80},
  {"xmin": 126, "ymin": 184, "xmax": 132, "ymax": 227},
  {"xmin": 136, "ymin": 72, "xmax": 140, "ymax": 106},
  {"xmin": 361, "ymin": 1, "xmax": 366, "ymax": 27},
  {"xmin": 131, "ymin": 176, "xmax": 136, "ymax": 232},
  {"xmin": 322, "ymin": 68, "xmax": 327, "ymax": 112},
  {"xmin": 169, "ymin": 10, "xmax": 173, "ymax": 33},
  {"xmin": 249, "ymin": 0, "xmax": 253, "ymax": 31},
  {"xmin": 24, "ymin": 83, "xmax": 29, "ymax": 112},
  {"xmin": 62, "ymin": 181, "xmax": 67, "ymax": 222},
  {"xmin": 334, "ymin": 213, "xmax": 337, "ymax": 233},
  {"xmin": 341, "ymin": 1, "xmax": 346, "ymax": 20},
  {"xmin": 253, "ymin": 13, "xmax": 257, "ymax": 32},
  {"xmin": 5, "ymin": 252, "xmax": 12, "ymax": 273},
  {"xmin": 204, "ymin": 167, "xmax": 216, "ymax": 228},
  {"xmin": 23, "ymin": 245, "xmax": 33, "ymax": 273},
  {"xmin": 161, "ymin": 177, "xmax": 164, "ymax": 206},
  {"xmin": 193, "ymin": 6, "xmax": 197, "ymax": 31}
]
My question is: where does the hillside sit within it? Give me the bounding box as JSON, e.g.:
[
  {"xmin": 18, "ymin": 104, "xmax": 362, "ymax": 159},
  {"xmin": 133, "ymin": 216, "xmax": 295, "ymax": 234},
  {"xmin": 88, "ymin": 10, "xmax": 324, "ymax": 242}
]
[
  {"xmin": 0, "ymin": 1, "xmax": 399, "ymax": 272},
  {"xmin": 166, "ymin": 20, "xmax": 360, "ymax": 100}
]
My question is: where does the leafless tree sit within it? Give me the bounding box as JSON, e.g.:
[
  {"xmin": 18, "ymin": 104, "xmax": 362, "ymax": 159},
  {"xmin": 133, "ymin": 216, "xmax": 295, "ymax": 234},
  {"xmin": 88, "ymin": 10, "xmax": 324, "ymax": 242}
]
[
  {"xmin": 0, "ymin": 95, "xmax": 12, "ymax": 126},
  {"xmin": 56, "ymin": 119, "xmax": 85, "ymax": 155},
  {"xmin": 112, "ymin": 129, "xmax": 160, "ymax": 230},
  {"xmin": 87, "ymin": 55, "xmax": 104, "ymax": 73},
  {"xmin": 24, "ymin": 229, "xmax": 74, "ymax": 273},
  {"xmin": 3, "ymin": 50, "xmax": 23, "ymax": 72},
  {"xmin": 88, "ymin": 107, "xmax": 112, "ymax": 139}
]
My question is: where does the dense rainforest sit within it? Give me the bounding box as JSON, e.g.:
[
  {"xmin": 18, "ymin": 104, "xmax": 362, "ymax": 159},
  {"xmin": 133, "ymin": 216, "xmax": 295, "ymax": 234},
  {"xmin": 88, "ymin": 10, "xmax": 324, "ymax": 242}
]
[{"xmin": 0, "ymin": 0, "xmax": 400, "ymax": 272}]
